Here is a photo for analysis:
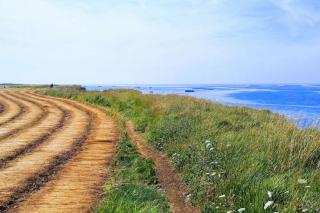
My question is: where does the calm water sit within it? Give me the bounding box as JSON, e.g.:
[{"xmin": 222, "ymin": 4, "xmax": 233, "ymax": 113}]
[{"xmin": 85, "ymin": 84, "xmax": 320, "ymax": 128}]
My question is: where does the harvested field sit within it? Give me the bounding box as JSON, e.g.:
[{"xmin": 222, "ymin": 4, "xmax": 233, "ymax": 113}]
[{"xmin": 0, "ymin": 89, "xmax": 118, "ymax": 213}]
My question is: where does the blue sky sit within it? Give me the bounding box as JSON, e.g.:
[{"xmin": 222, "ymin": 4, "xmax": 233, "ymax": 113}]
[{"xmin": 0, "ymin": 0, "xmax": 320, "ymax": 84}]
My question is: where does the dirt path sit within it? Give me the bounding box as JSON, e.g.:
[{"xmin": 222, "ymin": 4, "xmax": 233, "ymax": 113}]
[
  {"xmin": 0, "ymin": 90, "xmax": 118, "ymax": 213},
  {"xmin": 126, "ymin": 121, "xmax": 200, "ymax": 213}
]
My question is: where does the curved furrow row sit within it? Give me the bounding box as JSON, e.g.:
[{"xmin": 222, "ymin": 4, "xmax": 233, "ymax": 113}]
[
  {"xmin": 0, "ymin": 93, "xmax": 25, "ymax": 126},
  {"xmin": 0, "ymin": 92, "xmax": 69, "ymax": 168},
  {"xmin": 0, "ymin": 92, "xmax": 48, "ymax": 141},
  {"xmin": 0, "ymin": 98, "xmax": 8, "ymax": 116},
  {"xmin": 0, "ymin": 93, "xmax": 93, "ymax": 211},
  {"xmin": 14, "ymin": 101, "xmax": 119, "ymax": 213},
  {"xmin": 0, "ymin": 102, "xmax": 5, "ymax": 114}
]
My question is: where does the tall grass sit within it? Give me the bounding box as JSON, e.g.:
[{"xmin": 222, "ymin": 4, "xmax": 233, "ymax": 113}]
[{"xmin": 43, "ymin": 88, "xmax": 320, "ymax": 212}]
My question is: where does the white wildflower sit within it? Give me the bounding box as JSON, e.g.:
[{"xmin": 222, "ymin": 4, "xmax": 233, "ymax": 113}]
[
  {"xmin": 185, "ymin": 194, "xmax": 192, "ymax": 202},
  {"xmin": 211, "ymin": 172, "xmax": 217, "ymax": 176},
  {"xmin": 267, "ymin": 191, "xmax": 272, "ymax": 198},
  {"xmin": 206, "ymin": 143, "xmax": 213, "ymax": 149},
  {"xmin": 298, "ymin": 179, "xmax": 308, "ymax": 184},
  {"xmin": 264, "ymin": 201, "xmax": 274, "ymax": 210},
  {"xmin": 227, "ymin": 211, "xmax": 234, "ymax": 213},
  {"xmin": 210, "ymin": 147, "xmax": 214, "ymax": 151},
  {"xmin": 305, "ymin": 185, "xmax": 311, "ymax": 188},
  {"xmin": 218, "ymin": 195, "xmax": 226, "ymax": 198},
  {"xmin": 210, "ymin": 161, "xmax": 219, "ymax": 165},
  {"xmin": 302, "ymin": 209, "xmax": 308, "ymax": 212},
  {"xmin": 238, "ymin": 208, "xmax": 246, "ymax": 212},
  {"xmin": 205, "ymin": 140, "xmax": 211, "ymax": 144}
]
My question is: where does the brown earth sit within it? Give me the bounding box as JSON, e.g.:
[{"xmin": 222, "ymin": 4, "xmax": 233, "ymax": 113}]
[
  {"xmin": 0, "ymin": 89, "xmax": 119, "ymax": 213},
  {"xmin": 0, "ymin": 93, "xmax": 27, "ymax": 127},
  {"xmin": 0, "ymin": 88, "xmax": 199, "ymax": 213},
  {"xmin": 126, "ymin": 121, "xmax": 200, "ymax": 213}
]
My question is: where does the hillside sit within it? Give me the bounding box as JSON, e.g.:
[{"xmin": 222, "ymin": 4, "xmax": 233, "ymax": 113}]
[{"xmin": 43, "ymin": 87, "xmax": 320, "ymax": 212}]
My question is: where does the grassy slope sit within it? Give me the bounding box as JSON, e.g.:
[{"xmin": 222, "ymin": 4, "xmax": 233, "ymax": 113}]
[{"xmin": 43, "ymin": 88, "xmax": 320, "ymax": 213}]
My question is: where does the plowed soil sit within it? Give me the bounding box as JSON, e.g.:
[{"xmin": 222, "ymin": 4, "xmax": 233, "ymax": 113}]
[{"xmin": 0, "ymin": 89, "xmax": 118, "ymax": 213}]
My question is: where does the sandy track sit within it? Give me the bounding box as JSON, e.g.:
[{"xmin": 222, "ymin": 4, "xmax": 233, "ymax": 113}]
[{"xmin": 0, "ymin": 90, "xmax": 118, "ymax": 213}]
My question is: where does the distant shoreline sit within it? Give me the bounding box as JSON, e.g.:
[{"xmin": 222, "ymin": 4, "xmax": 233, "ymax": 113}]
[{"xmin": 85, "ymin": 84, "xmax": 320, "ymax": 128}]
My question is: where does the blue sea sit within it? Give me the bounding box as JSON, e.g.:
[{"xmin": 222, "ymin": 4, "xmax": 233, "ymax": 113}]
[{"xmin": 85, "ymin": 84, "xmax": 320, "ymax": 128}]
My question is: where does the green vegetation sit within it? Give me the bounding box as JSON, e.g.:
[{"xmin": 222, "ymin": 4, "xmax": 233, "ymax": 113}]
[
  {"xmin": 96, "ymin": 133, "xmax": 169, "ymax": 213},
  {"xmin": 43, "ymin": 88, "xmax": 320, "ymax": 213},
  {"xmin": 97, "ymin": 184, "xmax": 169, "ymax": 213},
  {"xmin": 113, "ymin": 137, "xmax": 157, "ymax": 185}
]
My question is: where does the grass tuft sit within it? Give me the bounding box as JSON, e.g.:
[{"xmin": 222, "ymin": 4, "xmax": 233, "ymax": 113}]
[{"xmin": 97, "ymin": 184, "xmax": 168, "ymax": 213}]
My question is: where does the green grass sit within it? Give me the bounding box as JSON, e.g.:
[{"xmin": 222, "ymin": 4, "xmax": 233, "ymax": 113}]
[
  {"xmin": 96, "ymin": 133, "xmax": 169, "ymax": 213},
  {"xmin": 97, "ymin": 184, "xmax": 169, "ymax": 213},
  {"xmin": 114, "ymin": 137, "xmax": 157, "ymax": 185},
  {"xmin": 42, "ymin": 88, "xmax": 320, "ymax": 212}
]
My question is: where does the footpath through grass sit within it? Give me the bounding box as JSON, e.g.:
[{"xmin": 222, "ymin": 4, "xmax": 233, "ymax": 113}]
[{"xmin": 43, "ymin": 87, "xmax": 320, "ymax": 213}]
